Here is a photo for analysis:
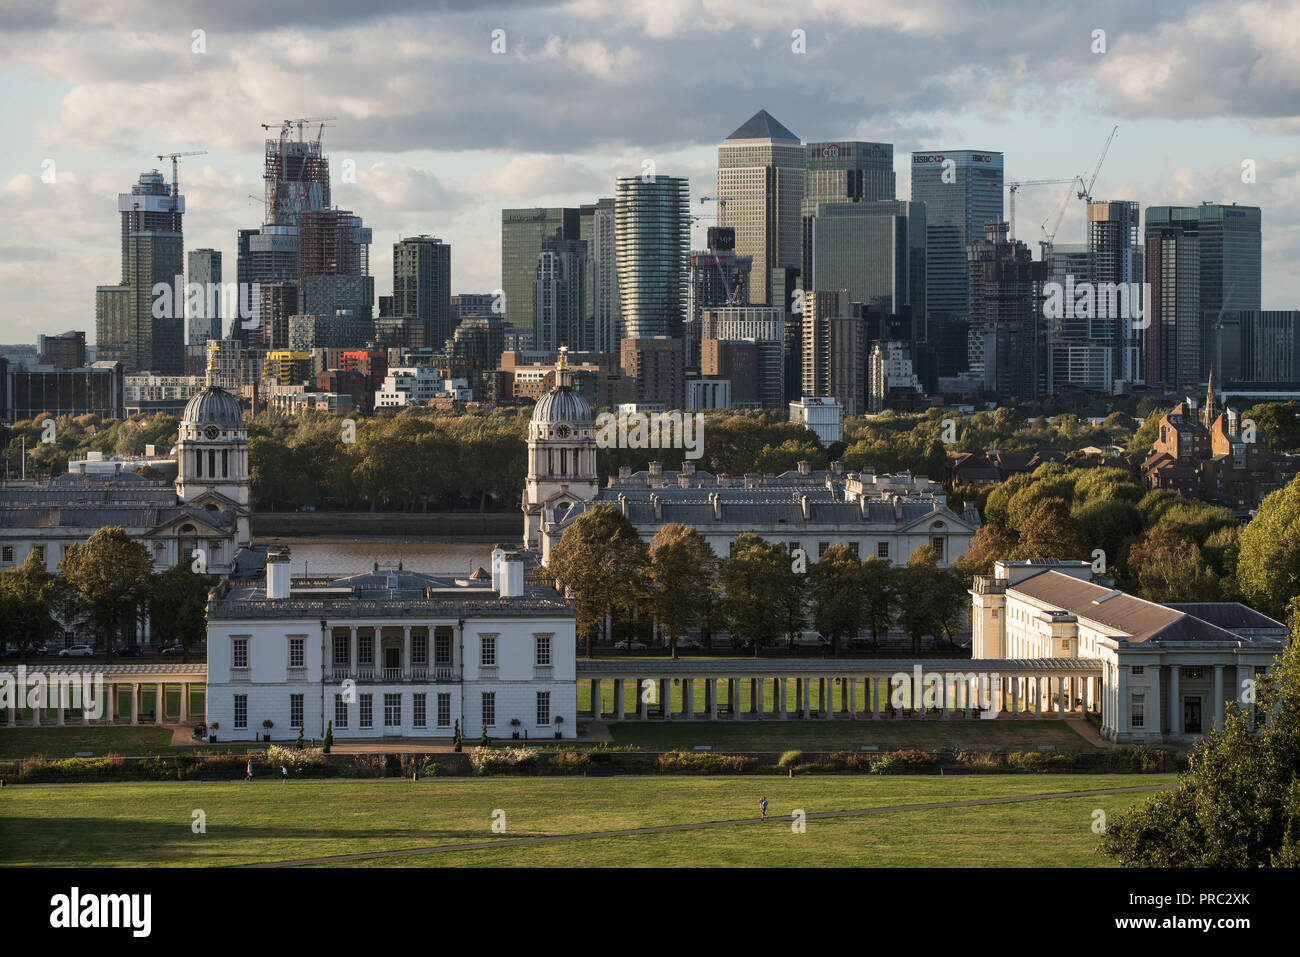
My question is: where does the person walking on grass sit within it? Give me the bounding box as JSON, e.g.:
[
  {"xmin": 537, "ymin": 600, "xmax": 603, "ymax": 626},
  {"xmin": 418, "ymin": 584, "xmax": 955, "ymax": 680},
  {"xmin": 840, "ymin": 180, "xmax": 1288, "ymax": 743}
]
[
  {"xmin": 281, "ymin": 765, "xmax": 288, "ymax": 782},
  {"xmin": 760, "ymin": 795, "xmax": 768, "ymax": 821},
  {"xmin": 245, "ymin": 759, "xmax": 253, "ymax": 783}
]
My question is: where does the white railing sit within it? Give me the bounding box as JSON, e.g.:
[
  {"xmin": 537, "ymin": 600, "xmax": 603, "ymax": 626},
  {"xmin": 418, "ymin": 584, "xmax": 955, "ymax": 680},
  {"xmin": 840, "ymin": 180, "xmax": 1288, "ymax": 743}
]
[{"xmin": 382, "ymin": 667, "xmax": 402, "ymax": 681}]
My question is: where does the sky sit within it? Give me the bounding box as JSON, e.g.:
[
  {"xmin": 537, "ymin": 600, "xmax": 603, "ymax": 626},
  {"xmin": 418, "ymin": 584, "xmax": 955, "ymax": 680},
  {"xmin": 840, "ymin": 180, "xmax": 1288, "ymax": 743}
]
[{"xmin": 2, "ymin": 0, "xmax": 1298, "ymax": 344}]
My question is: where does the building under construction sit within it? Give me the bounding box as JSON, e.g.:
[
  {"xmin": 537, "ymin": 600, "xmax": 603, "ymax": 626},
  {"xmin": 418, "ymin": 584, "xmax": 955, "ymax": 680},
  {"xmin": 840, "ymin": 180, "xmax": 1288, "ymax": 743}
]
[{"xmin": 264, "ymin": 125, "xmax": 331, "ymax": 228}]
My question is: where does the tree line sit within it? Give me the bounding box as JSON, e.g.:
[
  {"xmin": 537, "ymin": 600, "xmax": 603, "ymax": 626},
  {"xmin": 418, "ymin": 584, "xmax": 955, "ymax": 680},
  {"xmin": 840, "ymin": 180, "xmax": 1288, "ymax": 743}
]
[{"xmin": 543, "ymin": 505, "xmax": 967, "ymax": 657}]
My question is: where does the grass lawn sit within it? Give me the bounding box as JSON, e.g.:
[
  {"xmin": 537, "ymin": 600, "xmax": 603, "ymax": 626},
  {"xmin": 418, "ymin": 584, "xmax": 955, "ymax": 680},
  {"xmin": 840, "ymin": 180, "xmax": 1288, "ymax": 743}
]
[
  {"xmin": 605, "ymin": 719, "xmax": 1095, "ymax": 752},
  {"xmin": 0, "ymin": 727, "xmax": 276, "ymax": 760},
  {"xmin": 0, "ymin": 775, "xmax": 1172, "ymax": 867}
]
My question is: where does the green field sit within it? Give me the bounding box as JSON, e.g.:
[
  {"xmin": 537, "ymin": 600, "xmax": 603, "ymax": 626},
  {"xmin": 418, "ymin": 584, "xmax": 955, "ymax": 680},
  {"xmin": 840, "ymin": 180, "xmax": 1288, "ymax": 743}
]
[
  {"xmin": 0, "ymin": 727, "xmax": 185, "ymax": 759},
  {"xmin": 0, "ymin": 775, "xmax": 1174, "ymax": 867}
]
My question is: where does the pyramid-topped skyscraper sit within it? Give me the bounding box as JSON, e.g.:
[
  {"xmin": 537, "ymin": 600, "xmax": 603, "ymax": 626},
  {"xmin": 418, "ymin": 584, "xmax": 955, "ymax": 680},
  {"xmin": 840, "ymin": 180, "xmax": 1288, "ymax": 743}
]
[{"xmin": 717, "ymin": 110, "xmax": 804, "ymax": 306}]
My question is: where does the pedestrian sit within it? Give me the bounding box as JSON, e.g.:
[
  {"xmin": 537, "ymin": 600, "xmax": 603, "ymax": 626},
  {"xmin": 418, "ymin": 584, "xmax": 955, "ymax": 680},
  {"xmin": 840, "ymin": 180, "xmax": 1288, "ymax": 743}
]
[
  {"xmin": 1188, "ymin": 753, "xmax": 1196, "ymax": 772},
  {"xmin": 760, "ymin": 795, "xmax": 768, "ymax": 821},
  {"xmin": 245, "ymin": 759, "xmax": 253, "ymax": 782},
  {"xmin": 281, "ymin": 765, "xmax": 288, "ymax": 782}
]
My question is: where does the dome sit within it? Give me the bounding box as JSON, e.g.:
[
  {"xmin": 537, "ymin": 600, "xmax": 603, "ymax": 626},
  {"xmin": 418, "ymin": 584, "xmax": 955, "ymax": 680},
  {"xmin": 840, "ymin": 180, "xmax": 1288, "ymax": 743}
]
[
  {"xmin": 531, "ymin": 387, "xmax": 593, "ymax": 428},
  {"xmin": 182, "ymin": 386, "xmax": 245, "ymax": 430}
]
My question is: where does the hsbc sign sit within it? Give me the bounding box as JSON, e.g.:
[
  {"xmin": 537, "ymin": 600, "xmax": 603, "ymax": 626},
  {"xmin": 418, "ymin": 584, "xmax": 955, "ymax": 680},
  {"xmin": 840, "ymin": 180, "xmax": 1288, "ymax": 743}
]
[
  {"xmin": 913, "ymin": 154, "xmax": 946, "ymax": 164},
  {"xmin": 913, "ymin": 153, "xmax": 997, "ymax": 164}
]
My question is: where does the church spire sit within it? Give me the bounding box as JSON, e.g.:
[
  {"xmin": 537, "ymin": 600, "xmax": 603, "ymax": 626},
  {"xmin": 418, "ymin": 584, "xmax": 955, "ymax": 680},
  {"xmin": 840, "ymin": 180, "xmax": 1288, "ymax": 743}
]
[
  {"xmin": 1204, "ymin": 369, "xmax": 1217, "ymax": 428},
  {"xmin": 206, "ymin": 340, "xmax": 219, "ymax": 388},
  {"xmin": 556, "ymin": 344, "xmax": 572, "ymax": 389}
]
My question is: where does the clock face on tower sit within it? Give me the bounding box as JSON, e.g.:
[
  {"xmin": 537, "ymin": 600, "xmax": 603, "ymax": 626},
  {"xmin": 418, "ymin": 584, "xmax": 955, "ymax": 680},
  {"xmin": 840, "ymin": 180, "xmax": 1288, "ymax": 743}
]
[
  {"xmin": 203, "ymin": 425, "xmax": 220, "ymax": 440},
  {"xmin": 554, "ymin": 423, "xmax": 572, "ymax": 438}
]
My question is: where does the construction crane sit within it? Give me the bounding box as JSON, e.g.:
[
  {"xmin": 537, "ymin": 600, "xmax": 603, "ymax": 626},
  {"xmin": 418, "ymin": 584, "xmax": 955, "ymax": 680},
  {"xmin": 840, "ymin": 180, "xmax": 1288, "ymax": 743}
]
[
  {"xmin": 1006, "ymin": 179, "xmax": 1075, "ymax": 243},
  {"xmin": 1076, "ymin": 125, "xmax": 1119, "ymax": 205},
  {"xmin": 698, "ymin": 195, "xmax": 728, "ymax": 228},
  {"xmin": 155, "ymin": 150, "xmax": 207, "ymax": 202},
  {"xmin": 1039, "ymin": 126, "xmax": 1120, "ymax": 270}
]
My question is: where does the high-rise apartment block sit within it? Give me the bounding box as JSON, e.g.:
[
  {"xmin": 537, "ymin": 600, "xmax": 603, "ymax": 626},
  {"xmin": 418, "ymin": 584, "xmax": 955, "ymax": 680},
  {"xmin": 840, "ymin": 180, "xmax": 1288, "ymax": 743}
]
[
  {"xmin": 393, "ymin": 236, "xmax": 452, "ymax": 347},
  {"xmin": 187, "ymin": 248, "xmax": 223, "ymax": 346},
  {"xmin": 614, "ymin": 175, "xmax": 689, "ymax": 340},
  {"xmin": 801, "ymin": 289, "xmax": 864, "ymax": 416},
  {"xmin": 501, "ymin": 208, "xmax": 580, "ymax": 333}
]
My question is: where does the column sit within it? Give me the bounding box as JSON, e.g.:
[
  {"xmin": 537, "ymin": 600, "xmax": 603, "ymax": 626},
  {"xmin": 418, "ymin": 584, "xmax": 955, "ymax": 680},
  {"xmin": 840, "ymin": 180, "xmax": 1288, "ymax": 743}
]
[
  {"xmin": 1056, "ymin": 676, "xmax": 1065, "ymax": 716},
  {"xmin": 849, "ymin": 678, "xmax": 857, "ymax": 718},
  {"xmin": 779, "ymin": 678, "xmax": 788, "ymax": 719},
  {"xmin": 1011, "ymin": 676, "xmax": 1019, "ymax": 717},
  {"xmin": 1147, "ymin": 666, "xmax": 1160, "ymax": 740},
  {"xmin": 613, "ymin": 678, "xmax": 625, "ymax": 720},
  {"xmin": 1213, "ymin": 665, "xmax": 1224, "ymax": 732},
  {"xmin": 660, "ymin": 679, "xmax": 670, "ymax": 719},
  {"xmin": 940, "ymin": 676, "xmax": 949, "ymax": 718},
  {"xmin": 1169, "ymin": 665, "xmax": 1180, "ymax": 737},
  {"xmin": 794, "ymin": 679, "xmax": 802, "ymax": 718},
  {"xmin": 130, "ymin": 683, "xmax": 139, "ymax": 725},
  {"xmin": 349, "ymin": 627, "xmax": 358, "ymax": 678},
  {"xmin": 801, "ymin": 677, "xmax": 811, "ymax": 718},
  {"xmin": 684, "ymin": 678, "xmax": 695, "ymax": 720},
  {"xmin": 403, "ymin": 626, "xmax": 412, "ymax": 679},
  {"xmin": 590, "ymin": 679, "xmax": 600, "ymax": 719},
  {"xmin": 1080, "ymin": 675, "xmax": 1089, "ymax": 716},
  {"xmin": 871, "ymin": 676, "xmax": 880, "ymax": 719},
  {"xmin": 751, "ymin": 678, "xmax": 760, "ymax": 718},
  {"xmin": 1116, "ymin": 664, "xmax": 1128, "ymax": 737},
  {"xmin": 710, "ymin": 679, "xmax": 720, "ymax": 720},
  {"xmin": 822, "ymin": 678, "xmax": 832, "ymax": 720},
  {"xmin": 156, "ymin": 683, "xmax": 164, "ymax": 724}
]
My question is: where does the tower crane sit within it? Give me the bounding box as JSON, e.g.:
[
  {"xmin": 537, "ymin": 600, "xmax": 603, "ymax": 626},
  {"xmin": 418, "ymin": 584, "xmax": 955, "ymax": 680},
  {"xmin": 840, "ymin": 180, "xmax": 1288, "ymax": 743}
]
[
  {"xmin": 1006, "ymin": 179, "xmax": 1075, "ymax": 243},
  {"xmin": 155, "ymin": 150, "xmax": 207, "ymax": 202},
  {"xmin": 1076, "ymin": 125, "xmax": 1119, "ymax": 205},
  {"xmin": 1038, "ymin": 125, "xmax": 1120, "ymax": 270},
  {"xmin": 698, "ymin": 195, "xmax": 728, "ymax": 228}
]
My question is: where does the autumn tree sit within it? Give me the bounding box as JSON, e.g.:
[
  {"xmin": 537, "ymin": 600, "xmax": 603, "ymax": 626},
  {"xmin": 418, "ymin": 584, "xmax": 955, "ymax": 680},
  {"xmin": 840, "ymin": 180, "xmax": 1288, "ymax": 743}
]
[
  {"xmin": 1125, "ymin": 525, "xmax": 1218, "ymax": 602},
  {"xmin": 59, "ymin": 527, "xmax": 154, "ymax": 652},
  {"xmin": 719, "ymin": 534, "xmax": 787, "ymax": 656},
  {"xmin": 809, "ymin": 545, "xmax": 864, "ymax": 656},
  {"xmin": 1237, "ymin": 476, "xmax": 1300, "ymax": 619},
  {"xmin": 648, "ymin": 524, "xmax": 717, "ymax": 659}
]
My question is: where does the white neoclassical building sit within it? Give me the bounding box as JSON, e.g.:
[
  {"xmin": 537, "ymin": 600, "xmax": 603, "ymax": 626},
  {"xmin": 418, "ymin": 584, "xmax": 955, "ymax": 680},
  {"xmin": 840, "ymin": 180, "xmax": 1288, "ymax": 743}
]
[
  {"xmin": 971, "ymin": 559, "xmax": 1288, "ymax": 743},
  {"xmin": 205, "ymin": 547, "xmax": 578, "ymax": 742}
]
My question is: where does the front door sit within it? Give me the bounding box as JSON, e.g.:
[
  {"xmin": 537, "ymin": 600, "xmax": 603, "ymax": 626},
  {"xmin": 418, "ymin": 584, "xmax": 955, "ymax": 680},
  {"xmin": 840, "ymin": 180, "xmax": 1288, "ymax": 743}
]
[{"xmin": 1184, "ymin": 697, "xmax": 1202, "ymax": 734}]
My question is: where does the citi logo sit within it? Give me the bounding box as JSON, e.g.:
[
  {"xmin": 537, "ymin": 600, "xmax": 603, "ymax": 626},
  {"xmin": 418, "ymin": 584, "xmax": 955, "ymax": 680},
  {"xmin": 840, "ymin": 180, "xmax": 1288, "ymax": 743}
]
[{"xmin": 49, "ymin": 887, "xmax": 151, "ymax": 937}]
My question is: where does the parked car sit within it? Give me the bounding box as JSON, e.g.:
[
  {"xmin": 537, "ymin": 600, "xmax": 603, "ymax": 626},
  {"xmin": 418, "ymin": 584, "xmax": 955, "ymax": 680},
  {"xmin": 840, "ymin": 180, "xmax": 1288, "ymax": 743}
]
[
  {"xmin": 613, "ymin": 640, "xmax": 647, "ymax": 650},
  {"xmin": 160, "ymin": 644, "xmax": 187, "ymax": 656},
  {"xmin": 113, "ymin": 644, "xmax": 144, "ymax": 657},
  {"xmin": 675, "ymin": 638, "xmax": 702, "ymax": 650},
  {"xmin": 59, "ymin": 644, "xmax": 95, "ymax": 658}
]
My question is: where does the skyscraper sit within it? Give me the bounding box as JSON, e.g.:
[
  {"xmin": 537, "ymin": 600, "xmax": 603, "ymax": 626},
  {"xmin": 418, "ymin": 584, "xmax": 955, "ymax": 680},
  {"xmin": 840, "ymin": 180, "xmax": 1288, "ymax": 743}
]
[
  {"xmin": 717, "ymin": 110, "xmax": 805, "ymax": 306},
  {"xmin": 579, "ymin": 199, "xmax": 621, "ymax": 355},
  {"xmin": 967, "ymin": 221, "xmax": 1046, "ymax": 402},
  {"xmin": 534, "ymin": 238, "xmax": 588, "ymax": 353},
  {"xmin": 263, "ymin": 127, "xmax": 330, "ymax": 229},
  {"xmin": 614, "ymin": 175, "xmax": 689, "ymax": 339},
  {"xmin": 187, "ymin": 249, "xmax": 223, "ymax": 346},
  {"xmin": 1145, "ymin": 203, "xmax": 1261, "ymax": 388},
  {"xmin": 801, "ymin": 141, "xmax": 896, "ymax": 282},
  {"xmin": 1145, "ymin": 221, "xmax": 1202, "ymax": 391},
  {"xmin": 393, "ymin": 235, "xmax": 452, "ymax": 346},
  {"xmin": 910, "ymin": 150, "xmax": 1004, "ymax": 318},
  {"xmin": 1088, "ymin": 201, "xmax": 1143, "ymax": 387},
  {"xmin": 801, "ymin": 289, "xmax": 864, "ymax": 416},
  {"xmin": 501, "ymin": 208, "xmax": 580, "ymax": 333},
  {"xmin": 298, "ymin": 208, "xmax": 374, "ymax": 328},
  {"xmin": 96, "ymin": 169, "xmax": 185, "ymax": 374}
]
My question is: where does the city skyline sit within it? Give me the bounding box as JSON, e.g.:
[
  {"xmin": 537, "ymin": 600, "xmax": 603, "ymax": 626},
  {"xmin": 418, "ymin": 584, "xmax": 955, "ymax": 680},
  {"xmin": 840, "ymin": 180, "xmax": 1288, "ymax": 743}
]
[{"xmin": 2, "ymin": 1, "xmax": 1298, "ymax": 342}]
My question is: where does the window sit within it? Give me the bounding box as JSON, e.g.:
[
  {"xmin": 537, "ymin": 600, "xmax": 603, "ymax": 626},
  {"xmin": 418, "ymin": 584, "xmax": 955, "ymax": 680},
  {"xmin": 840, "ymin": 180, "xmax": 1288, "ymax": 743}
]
[
  {"xmin": 333, "ymin": 635, "xmax": 349, "ymax": 665},
  {"xmin": 32, "ymin": 546, "xmax": 45, "ymax": 563},
  {"xmin": 288, "ymin": 637, "xmax": 304, "ymax": 668},
  {"xmin": 359, "ymin": 634, "xmax": 374, "ymax": 666},
  {"xmin": 290, "ymin": 694, "xmax": 303, "ymax": 728},
  {"xmin": 846, "ymin": 542, "xmax": 860, "ymax": 558},
  {"xmin": 536, "ymin": 634, "xmax": 552, "ymax": 667},
  {"xmin": 1130, "ymin": 694, "xmax": 1145, "ymax": 729},
  {"xmin": 412, "ymin": 633, "xmax": 428, "ymax": 665},
  {"xmin": 437, "ymin": 693, "xmax": 451, "ymax": 728},
  {"xmin": 435, "ymin": 630, "xmax": 452, "ymax": 664},
  {"xmin": 877, "ymin": 542, "xmax": 889, "ymax": 559},
  {"xmin": 384, "ymin": 693, "xmax": 401, "ymax": 727},
  {"xmin": 334, "ymin": 695, "xmax": 348, "ymax": 729},
  {"xmin": 1061, "ymin": 639, "xmax": 1071, "ymax": 650},
  {"xmin": 359, "ymin": 694, "xmax": 373, "ymax": 728},
  {"xmin": 818, "ymin": 541, "xmax": 830, "ymax": 558},
  {"xmin": 1131, "ymin": 666, "xmax": 1144, "ymax": 676},
  {"xmin": 234, "ymin": 695, "xmax": 247, "ymax": 729},
  {"xmin": 232, "ymin": 638, "xmax": 248, "ymax": 669},
  {"xmin": 537, "ymin": 691, "xmax": 551, "ymax": 725},
  {"xmin": 482, "ymin": 692, "xmax": 496, "ymax": 727},
  {"xmin": 413, "ymin": 693, "xmax": 426, "ymax": 728},
  {"xmin": 931, "ymin": 537, "xmax": 945, "ymax": 561},
  {"xmin": 481, "ymin": 635, "xmax": 497, "ymax": 667},
  {"xmin": 1, "ymin": 546, "xmax": 13, "ymax": 563},
  {"xmin": 990, "ymin": 609, "xmax": 999, "ymax": 618}
]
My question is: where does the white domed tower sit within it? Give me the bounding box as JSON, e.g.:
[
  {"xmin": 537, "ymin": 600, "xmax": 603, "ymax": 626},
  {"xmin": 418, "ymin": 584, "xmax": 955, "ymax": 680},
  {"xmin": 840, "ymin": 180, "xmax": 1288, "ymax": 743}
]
[
  {"xmin": 177, "ymin": 344, "xmax": 252, "ymax": 547},
  {"xmin": 522, "ymin": 347, "xmax": 599, "ymax": 548}
]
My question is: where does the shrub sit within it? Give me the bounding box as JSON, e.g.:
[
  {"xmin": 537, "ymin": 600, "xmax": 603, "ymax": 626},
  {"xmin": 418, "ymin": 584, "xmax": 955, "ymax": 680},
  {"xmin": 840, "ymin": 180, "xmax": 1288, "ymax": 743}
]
[
  {"xmin": 955, "ymin": 750, "xmax": 1004, "ymax": 770},
  {"xmin": 823, "ymin": 751, "xmax": 874, "ymax": 771},
  {"xmin": 267, "ymin": 744, "xmax": 326, "ymax": 768},
  {"xmin": 777, "ymin": 750, "xmax": 804, "ymax": 768},
  {"xmin": 869, "ymin": 754, "xmax": 906, "ymax": 775},
  {"xmin": 469, "ymin": 747, "xmax": 540, "ymax": 774},
  {"xmin": 322, "ymin": 721, "xmax": 333, "ymax": 754},
  {"xmin": 548, "ymin": 751, "xmax": 590, "ymax": 774},
  {"xmin": 889, "ymin": 749, "xmax": 941, "ymax": 767},
  {"xmin": 655, "ymin": 751, "xmax": 757, "ymax": 773},
  {"xmin": 1006, "ymin": 750, "xmax": 1078, "ymax": 772}
]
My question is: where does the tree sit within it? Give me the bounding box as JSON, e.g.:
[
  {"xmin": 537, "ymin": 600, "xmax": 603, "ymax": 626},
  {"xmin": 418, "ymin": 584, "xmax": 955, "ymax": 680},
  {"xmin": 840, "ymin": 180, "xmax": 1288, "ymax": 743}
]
[
  {"xmin": 0, "ymin": 550, "xmax": 62, "ymax": 653},
  {"xmin": 719, "ymin": 534, "xmax": 787, "ymax": 656},
  {"xmin": 546, "ymin": 504, "xmax": 650, "ymax": 657},
  {"xmin": 860, "ymin": 557, "xmax": 899, "ymax": 649},
  {"xmin": 648, "ymin": 525, "xmax": 717, "ymax": 659},
  {"xmin": 1125, "ymin": 526, "xmax": 1218, "ymax": 602},
  {"xmin": 895, "ymin": 545, "xmax": 943, "ymax": 655},
  {"xmin": 1012, "ymin": 497, "xmax": 1087, "ymax": 561},
  {"xmin": 810, "ymin": 545, "xmax": 864, "ymax": 655},
  {"xmin": 1237, "ymin": 476, "xmax": 1300, "ymax": 620},
  {"xmin": 952, "ymin": 523, "xmax": 1019, "ymax": 583},
  {"xmin": 1127, "ymin": 408, "xmax": 1168, "ymax": 454},
  {"xmin": 59, "ymin": 528, "xmax": 153, "ymax": 652},
  {"xmin": 1100, "ymin": 597, "xmax": 1300, "ymax": 866},
  {"xmin": 1242, "ymin": 401, "xmax": 1300, "ymax": 451},
  {"xmin": 148, "ymin": 560, "xmax": 215, "ymax": 658}
]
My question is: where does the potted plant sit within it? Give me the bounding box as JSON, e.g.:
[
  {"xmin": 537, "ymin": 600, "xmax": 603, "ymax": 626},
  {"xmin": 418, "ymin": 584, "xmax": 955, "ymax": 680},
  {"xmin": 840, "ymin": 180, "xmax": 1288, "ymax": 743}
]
[
  {"xmin": 554, "ymin": 715, "xmax": 564, "ymax": 739},
  {"xmin": 207, "ymin": 721, "xmax": 218, "ymax": 743},
  {"xmin": 262, "ymin": 719, "xmax": 273, "ymax": 742},
  {"xmin": 295, "ymin": 726, "xmax": 304, "ymax": 750},
  {"xmin": 322, "ymin": 720, "xmax": 333, "ymax": 754},
  {"xmin": 510, "ymin": 718, "xmax": 521, "ymax": 740},
  {"xmin": 453, "ymin": 719, "xmax": 462, "ymax": 753}
]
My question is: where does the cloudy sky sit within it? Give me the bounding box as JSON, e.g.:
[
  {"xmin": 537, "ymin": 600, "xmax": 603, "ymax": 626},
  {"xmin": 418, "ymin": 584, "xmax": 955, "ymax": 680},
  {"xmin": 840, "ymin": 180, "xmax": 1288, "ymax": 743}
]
[{"xmin": 2, "ymin": 0, "xmax": 1298, "ymax": 343}]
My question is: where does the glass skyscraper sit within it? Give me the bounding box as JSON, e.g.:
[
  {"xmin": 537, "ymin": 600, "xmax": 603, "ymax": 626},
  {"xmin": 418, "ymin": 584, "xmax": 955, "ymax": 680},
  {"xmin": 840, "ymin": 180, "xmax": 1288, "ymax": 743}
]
[
  {"xmin": 614, "ymin": 176, "xmax": 689, "ymax": 339},
  {"xmin": 501, "ymin": 208, "xmax": 580, "ymax": 332},
  {"xmin": 801, "ymin": 141, "xmax": 895, "ymax": 283}
]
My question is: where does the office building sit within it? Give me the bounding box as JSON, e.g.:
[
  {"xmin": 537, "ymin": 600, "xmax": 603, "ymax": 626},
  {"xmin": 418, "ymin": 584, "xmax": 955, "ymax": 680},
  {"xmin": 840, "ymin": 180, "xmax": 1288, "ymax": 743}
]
[
  {"xmin": 187, "ymin": 249, "xmax": 223, "ymax": 346},
  {"xmin": 868, "ymin": 339, "xmax": 924, "ymax": 413},
  {"xmin": 298, "ymin": 208, "xmax": 374, "ymax": 322},
  {"xmin": 393, "ymin": 236, "xmax": 452, "ymax": 347},
  {"xmin": 717, "ymin": 110, "xmax": 805, "ymax": 305},
  {"xmin": 802, "ymin": 141, "xmax": 896, "ymax": 282},
  {"xmin": 801, "ymin": 290, "xmax": 864, "ymax": 416},
  {"xmin": 910, "ymin": 150, "xmax": 1003, "ymax": 318},
  {"xmin": 579, "ymin": 199, "xmax": 622, "ymax": 356},
  {"xmin": 534, "ymin": 238, "xmax": 589, "ymax": 353},
  {"xmin": 37, "ymin": 331, "xmax": 87, "ymax": 370},
  {"xmin": 620, "ymin": 336, "xmax": 685, "ymax": 409},
  {"xmin": 967, "ymin": 222, "xmax": 1046, "ymax": 402},
  {"xmin": 501, "ymin": 208, "xmax": 580, "ymax": 333}
]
